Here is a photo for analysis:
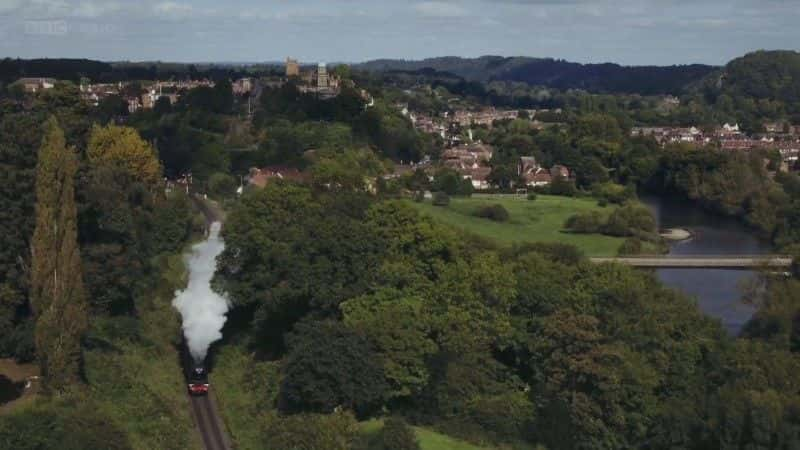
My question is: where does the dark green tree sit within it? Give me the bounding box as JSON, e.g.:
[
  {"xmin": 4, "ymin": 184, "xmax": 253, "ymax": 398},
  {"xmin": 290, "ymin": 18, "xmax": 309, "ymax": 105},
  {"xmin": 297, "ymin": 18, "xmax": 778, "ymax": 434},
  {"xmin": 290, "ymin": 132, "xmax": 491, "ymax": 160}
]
[
  {"xmin": 0, "ymin": 400, "xmax": 132, "ymax": 450},
  {"xmin": 30, "ymin": 118, "xmax": 88, "ymax": 393},
  {"xmin": 278, "ymin": 320, "xmax": 388, "ymax": 417}
]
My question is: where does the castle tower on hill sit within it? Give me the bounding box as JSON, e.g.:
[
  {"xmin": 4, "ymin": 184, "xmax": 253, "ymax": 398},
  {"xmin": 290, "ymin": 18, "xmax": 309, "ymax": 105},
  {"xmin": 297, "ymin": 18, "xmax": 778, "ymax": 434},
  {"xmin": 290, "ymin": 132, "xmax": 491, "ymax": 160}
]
[
  {"xmin": 317, "ymin": 62, "xmax": 329, "ymax": 88},
  {"xmin": 286, "ymin": 58, "xmax": 299, "ymax": 77}
]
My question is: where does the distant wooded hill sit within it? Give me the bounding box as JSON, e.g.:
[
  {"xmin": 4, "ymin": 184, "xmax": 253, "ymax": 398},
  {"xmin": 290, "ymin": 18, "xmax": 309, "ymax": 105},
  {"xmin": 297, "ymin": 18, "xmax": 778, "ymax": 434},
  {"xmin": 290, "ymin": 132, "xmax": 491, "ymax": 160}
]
[
  {"xmin": 0, "ymin": 58, "xmax": 273, "ymax": 85},
  {"xmin": 5, "ymin": 51, "xmax": 800, "ymax": 112},
  {"xmin": 0, "ymin": 58, "xmax": 112, "ymax": 84},
  {"xmin": 707, "ymin": 50, "xmax": 800, "ymax": 115},
  {"xmin": 357, "ymin": 56, "xmax": 718, "ymax": 95}
]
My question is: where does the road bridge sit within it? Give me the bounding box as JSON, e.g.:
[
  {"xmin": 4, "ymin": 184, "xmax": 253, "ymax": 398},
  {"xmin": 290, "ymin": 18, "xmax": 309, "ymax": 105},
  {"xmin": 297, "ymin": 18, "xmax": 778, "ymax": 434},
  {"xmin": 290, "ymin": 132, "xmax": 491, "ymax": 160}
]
[{"xmin": 590, "ymin": 255, "xmax": 793, "ymax": 269}]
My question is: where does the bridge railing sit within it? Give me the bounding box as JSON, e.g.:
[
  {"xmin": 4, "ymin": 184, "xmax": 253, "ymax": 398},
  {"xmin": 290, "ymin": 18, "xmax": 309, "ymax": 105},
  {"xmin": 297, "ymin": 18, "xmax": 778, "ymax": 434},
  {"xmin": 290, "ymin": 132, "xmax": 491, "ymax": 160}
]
[{"xmin": 603, "ymin": 254, "xmax": 791, "ymax": 259}]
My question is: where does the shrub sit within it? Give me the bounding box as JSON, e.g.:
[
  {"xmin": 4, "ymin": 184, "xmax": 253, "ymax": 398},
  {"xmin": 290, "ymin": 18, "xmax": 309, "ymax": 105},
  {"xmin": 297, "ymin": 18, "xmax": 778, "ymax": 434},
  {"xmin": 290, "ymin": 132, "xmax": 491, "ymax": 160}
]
[
  {"xmin": 506, "ymin": 242, "xmax": 585, "ymax": 266},
  {"xmin": 593, "ymin": 182, "xmax": 636, "ymax": 205},
  {"xmin": 475, "ymin": 204, "xmax": 510, "ymax": 222},
  {"xmin": 532, "ymin": 185, "xmax": 550, "ymax": 195},
  {"xmin": 207, "ymin": 172, "xmax": 238, "ymax": 199},
  {"xmin": 605, "ymin": 203, "xmax": 657, "ymax": 237},
  {"xmin": 564, "ymin": 211, "xmax": 604, "ymax": 234},
  {"xmin": 0, "ymin": 400, "xmax": 133, "ymax": 450},
  {"xmin": 783, "ymin": 243, "xmax": 800, "ymax": 278},
  {"xmin": 431, "ymin": 169, "xmax": 473, "ymax": 196},
  {"xmin": 465, "ymin": 392, "xmax": 536, "ymax": 443},
  {"xmin": 0, "ymin": 320, "xmax": 35, "ymax": 362},
  {"xmin": 550, "ymin": 176, "xmax": 577, "ymax": 197},
  {"xmin": 432, "ymin": 192, "xmax": 450, "ymax": 207},
  {"xmin": 527, "ymin": 192, "xmax": 538, "ymax": 201},
  {"xmin": 598, "ymin": 198, "xmax": 608, "ymax": 207},
  {"xmin": 263, "ymin": 411, "xmax": 358, "ymax": 450},
  {"xmin": 618, "ymin": 238, "xmax": 645, "ymax": 256},
  {"xmin": 374, "ymin": 417, "xmax": 421, "ymax": 450},
  {"xmin": 150, "ymin": 192, "xmax": 193, "ymax": 254},
  {"xmin": 412, "ymin": 191, "xmax": 425, "ymax": 203}
]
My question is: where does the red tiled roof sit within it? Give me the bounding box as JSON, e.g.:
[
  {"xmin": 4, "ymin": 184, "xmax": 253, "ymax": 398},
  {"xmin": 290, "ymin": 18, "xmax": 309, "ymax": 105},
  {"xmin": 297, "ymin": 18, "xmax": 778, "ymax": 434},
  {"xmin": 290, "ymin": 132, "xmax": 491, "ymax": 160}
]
[
  {"xmin": 249, "ymin": 166, "xmax": 307, "ymax": 187},
  {"xmin": 466, "ymin": 167, "xmax": 492, "ymax": 181}
]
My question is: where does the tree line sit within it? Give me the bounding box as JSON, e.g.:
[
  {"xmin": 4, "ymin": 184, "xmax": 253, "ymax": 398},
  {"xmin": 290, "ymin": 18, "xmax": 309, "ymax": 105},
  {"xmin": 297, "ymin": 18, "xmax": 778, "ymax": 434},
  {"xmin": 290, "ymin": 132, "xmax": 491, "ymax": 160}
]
[
  {"xmin": 213, "ymin": 172, "xmax": 800, "ymax": 449},
  {"xmin": 0, "ymin": 82, "xmax": 195, "ymax": 449}
]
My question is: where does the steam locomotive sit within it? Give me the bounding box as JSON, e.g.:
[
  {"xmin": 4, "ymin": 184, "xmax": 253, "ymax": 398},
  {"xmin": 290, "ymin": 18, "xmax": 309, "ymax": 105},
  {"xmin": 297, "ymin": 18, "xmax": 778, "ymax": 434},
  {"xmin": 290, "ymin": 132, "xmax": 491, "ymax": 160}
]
[
  {"xmin": 181, "ymin": 338, "xmax": 210, "ymax": 396},
  {"xmin": 187, "ymin": 363, "xmax": 209, "ymax": 396}
]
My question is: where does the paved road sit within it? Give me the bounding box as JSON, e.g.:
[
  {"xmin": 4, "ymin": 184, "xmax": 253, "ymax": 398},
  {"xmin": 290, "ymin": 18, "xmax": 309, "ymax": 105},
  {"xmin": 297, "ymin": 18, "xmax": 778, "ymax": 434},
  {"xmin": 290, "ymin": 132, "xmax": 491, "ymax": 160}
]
[{"xmin": 590, "ymin": 255, "xmax": 793, "ymax": 269}]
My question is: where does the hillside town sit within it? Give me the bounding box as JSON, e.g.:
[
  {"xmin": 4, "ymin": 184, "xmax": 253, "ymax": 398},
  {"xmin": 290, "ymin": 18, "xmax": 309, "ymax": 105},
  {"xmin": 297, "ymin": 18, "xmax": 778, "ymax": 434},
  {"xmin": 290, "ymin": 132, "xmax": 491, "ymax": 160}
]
[
  {"xmin": 12, "ymin": 57, "xmax": 347, "ymax": 114},
  {"xmin": 13, "ymin": 64, "xmax": 800, "ymax": 197}
]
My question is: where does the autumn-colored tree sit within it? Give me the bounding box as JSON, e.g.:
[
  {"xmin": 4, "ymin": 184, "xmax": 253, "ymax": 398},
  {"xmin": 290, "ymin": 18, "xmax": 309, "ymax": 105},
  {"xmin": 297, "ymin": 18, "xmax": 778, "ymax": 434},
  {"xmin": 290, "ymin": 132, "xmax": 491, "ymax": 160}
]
[
  {"xmin": 87, "ymin": 124, "xmax": 162, "ymax": 190},
  {"xmin": 30, "ymin": 118, "xmax": 88, "ymax": 393}
]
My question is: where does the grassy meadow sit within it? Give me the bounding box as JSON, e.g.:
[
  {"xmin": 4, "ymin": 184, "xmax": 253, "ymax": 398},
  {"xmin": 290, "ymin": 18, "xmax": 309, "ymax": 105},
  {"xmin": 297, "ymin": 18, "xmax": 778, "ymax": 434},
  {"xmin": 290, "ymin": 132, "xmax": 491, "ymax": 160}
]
[
  {"xmin": 359, "ymin": 419, "xmax": 492, "ymax": 450},
  {"xmin": 411, "ymin": 194, "xmax": 625, "ymax": 256}
]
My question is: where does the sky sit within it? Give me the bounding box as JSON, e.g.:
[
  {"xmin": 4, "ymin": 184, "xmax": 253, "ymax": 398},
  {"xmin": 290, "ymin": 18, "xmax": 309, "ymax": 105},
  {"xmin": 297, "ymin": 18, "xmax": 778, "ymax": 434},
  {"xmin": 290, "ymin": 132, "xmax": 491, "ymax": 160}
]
[{"xmin": 0, "ymin": 0, "xmax": 798, "ymax": 66}]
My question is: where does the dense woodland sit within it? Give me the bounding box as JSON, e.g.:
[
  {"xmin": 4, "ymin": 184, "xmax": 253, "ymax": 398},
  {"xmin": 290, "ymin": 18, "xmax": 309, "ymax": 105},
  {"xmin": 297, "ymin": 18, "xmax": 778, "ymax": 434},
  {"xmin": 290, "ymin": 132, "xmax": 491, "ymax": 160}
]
[{"xmin": 1, "ymin": 52, "xmax": 800, "ymax": 449}]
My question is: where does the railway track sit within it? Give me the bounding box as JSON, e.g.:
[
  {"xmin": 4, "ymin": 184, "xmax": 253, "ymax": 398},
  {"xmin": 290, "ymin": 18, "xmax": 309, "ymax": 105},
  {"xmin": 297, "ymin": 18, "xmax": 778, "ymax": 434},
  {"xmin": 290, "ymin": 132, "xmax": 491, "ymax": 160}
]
[
  {"xmin": 187, "ymin": 195, "xmax": 231, "ymax": 450},
  {"xmin": 190, "ymin": 393, "xmax": 230, "ymax": 450}
]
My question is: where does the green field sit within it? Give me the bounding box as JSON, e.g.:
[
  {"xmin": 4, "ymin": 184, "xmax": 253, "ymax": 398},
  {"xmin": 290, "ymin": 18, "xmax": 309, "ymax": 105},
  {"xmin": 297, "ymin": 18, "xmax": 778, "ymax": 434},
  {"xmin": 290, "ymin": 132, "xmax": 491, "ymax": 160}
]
[
  {"xmin": 360, "ymin": 419, "xmax": 489, "ymax": 450},
  {"xmin": 411, "ymin": 194, "xmax": 625, "ymax": 257}
]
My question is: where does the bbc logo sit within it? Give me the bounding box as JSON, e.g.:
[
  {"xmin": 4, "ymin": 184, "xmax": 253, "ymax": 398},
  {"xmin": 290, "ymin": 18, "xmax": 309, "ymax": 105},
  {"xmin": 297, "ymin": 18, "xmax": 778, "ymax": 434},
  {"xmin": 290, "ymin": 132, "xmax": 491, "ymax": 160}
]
[{"xmin": 24, "ymin": 20, "xmax": 68, "ymax": 36}]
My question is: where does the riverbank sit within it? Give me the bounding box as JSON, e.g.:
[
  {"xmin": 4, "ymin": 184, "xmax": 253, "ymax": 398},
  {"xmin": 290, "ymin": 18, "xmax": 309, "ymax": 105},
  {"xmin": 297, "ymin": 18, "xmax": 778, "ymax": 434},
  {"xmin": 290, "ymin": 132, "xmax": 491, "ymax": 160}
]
[
  {"xmin": 660, "ymin": 228, "xmax": 692, "ymax": 241},
  {"xmin": 641, "ymin": 194, "xmax": 771, "ymax": 335}
]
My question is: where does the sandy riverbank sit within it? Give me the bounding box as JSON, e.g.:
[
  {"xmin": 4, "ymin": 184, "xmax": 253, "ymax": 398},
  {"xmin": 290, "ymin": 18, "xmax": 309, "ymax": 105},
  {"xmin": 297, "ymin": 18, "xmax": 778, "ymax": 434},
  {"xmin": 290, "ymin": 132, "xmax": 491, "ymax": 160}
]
[{"xmin": 660, "ymin": 228, "xmax": 693, "ymax": 241}]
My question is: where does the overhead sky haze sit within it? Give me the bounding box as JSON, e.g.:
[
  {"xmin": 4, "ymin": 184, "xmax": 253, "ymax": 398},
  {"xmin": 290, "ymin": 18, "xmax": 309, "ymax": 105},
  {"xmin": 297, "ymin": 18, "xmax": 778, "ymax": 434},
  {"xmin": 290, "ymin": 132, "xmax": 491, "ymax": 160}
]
[{"xmin": 1, "ymin": 0, "xmax": 798, "ymax": 65}]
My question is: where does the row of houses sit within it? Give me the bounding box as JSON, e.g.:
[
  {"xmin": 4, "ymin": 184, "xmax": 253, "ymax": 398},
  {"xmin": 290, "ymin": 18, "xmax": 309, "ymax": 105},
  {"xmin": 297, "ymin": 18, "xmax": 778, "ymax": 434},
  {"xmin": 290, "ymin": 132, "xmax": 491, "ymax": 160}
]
[
  {"xmin": 448, "ymin": 108, "xmax": 522, "ymax": 127},
  {"xmin": 384, "ymin": 141, "xmax": 570, "ymax": 191},
  {"xmin": 15, "ymin": 77, "xmax": 255, "ymax": 113},
  {"xmin": 519, "ymin": 157, "xmax": 570, "ymax": 187},
  {"xmin": 80, "ymin": 79, "xmax": 221, "ymax": 112},
  {"xmin": 630, "ymin": 123, "xmax": 744, "ymax": 145},
  {"xmin": 247, "ymin": 166, "xmax": 308, "ymax": 188},
  {"xmin": 631, "ymin": 123, "xmax": 800, "ymax": 164},
  {"xmin": 246, "ymin": 150, "xmax": 571, "ymax": 193},
  {"xmin": 401, "ymin": 105, "xmax": 564, "ymax": 148},
  {"xmin": 15, "ymin": 77, "xmax": 56, "ymax": 93}
]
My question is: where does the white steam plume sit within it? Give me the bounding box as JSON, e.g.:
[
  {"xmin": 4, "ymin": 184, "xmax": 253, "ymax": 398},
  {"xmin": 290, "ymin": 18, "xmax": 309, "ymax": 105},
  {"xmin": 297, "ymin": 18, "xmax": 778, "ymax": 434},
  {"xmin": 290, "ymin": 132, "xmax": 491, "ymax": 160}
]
[{"xmin": 172, "ymin": 221, "xmax": 229, "ymax": 362}]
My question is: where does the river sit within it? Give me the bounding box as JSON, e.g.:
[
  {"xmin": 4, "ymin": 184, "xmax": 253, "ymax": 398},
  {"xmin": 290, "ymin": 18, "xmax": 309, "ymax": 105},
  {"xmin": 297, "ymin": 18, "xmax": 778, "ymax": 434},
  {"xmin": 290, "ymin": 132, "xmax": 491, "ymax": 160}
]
[{"xmin": 641, "ymin": 194, "xmax": 771, "ymax": 335}]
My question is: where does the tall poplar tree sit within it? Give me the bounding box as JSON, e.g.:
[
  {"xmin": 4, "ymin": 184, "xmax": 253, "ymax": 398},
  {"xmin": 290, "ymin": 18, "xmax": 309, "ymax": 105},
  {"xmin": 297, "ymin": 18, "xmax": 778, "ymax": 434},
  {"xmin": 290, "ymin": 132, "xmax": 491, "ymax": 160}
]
[{"xmin": 30, "ymin": 117, "xmax": 87, "ymax": 393}]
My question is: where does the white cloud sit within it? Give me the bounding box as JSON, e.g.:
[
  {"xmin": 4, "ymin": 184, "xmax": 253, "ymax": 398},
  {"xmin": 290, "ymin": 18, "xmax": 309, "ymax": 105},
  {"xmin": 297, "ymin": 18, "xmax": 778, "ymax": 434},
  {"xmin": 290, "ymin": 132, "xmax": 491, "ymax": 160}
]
[
  {"xmin": 0, "ymin": 0, "xmax": 796, "ymax": 65},
  {"xmin": 0, "ymin": 0, "xmax": 23, "ymax": 14},
  {"xmin": 695, "ymin": 18, "xmax": 730, "ymax": 28},
  {"xmin": 15, "ymin": 0, "xmax": 70, "ymax": 18},
  {"xmin": 153, "ymin": 1, "xmax": 193, "ymax": 18},
  {"xmin": 414, "ymin": 1, "xmax": 468, "ymax": 18},
  {"xmin": 71, "ymin": 1, "xmax": 122, "ymax": 18}
]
